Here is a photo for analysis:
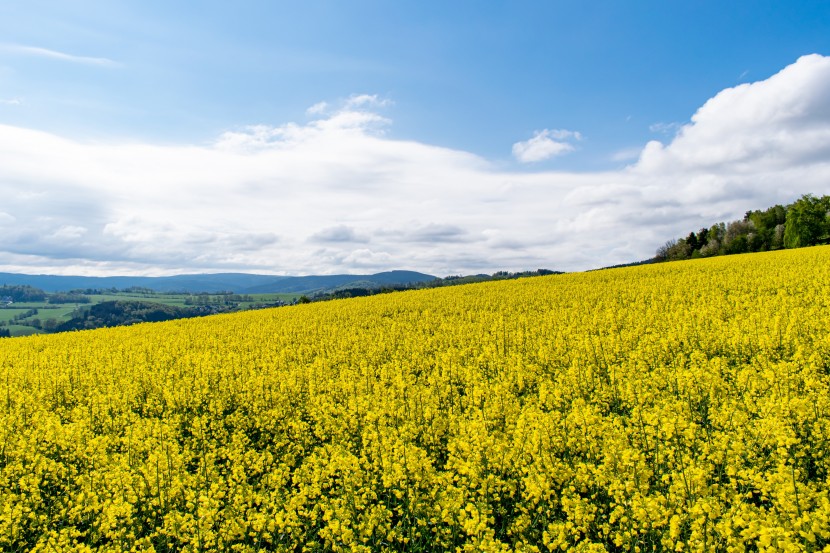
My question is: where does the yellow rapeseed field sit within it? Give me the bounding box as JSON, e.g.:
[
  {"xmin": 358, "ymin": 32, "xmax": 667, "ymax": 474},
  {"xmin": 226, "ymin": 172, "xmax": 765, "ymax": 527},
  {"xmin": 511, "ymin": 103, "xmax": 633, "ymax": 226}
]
[{"xmin": 2, "ymin": 247, "xmax": 830, "ymax": 552}]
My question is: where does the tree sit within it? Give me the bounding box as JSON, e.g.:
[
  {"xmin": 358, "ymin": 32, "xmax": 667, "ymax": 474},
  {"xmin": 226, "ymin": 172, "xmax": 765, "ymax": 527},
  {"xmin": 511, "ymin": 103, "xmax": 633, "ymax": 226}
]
[
  {"xmin": 784, "ymin": 194, "xmax": 829, "ymax": 248},
  {"xmin": 655, "ymin": 240, "xmax": 674, "ymax": 262},
  {"xmin": 685, "ymin": 232, "xmax": 699, "ymax": 251},
  {"xmin": 0, "ymin": 285, "xmax": 47, "ymax": 302},
  {"xmin": 656, "ymin": 239, "xmax": 692, "ymax": 262},
  {"xmin": 723, "ymin": 220, "xmax": 753, "ymax": 254},
  {"xmin": 696, "ymin": 227, "xmax": 709, "ymax": 248},
  {"xmin": 697, "ymin": 223, "xmax": 726, "ymax": 257},
  {"xmin": 771, "ymin": 224, "xmax": 785, "ymax": 249}
]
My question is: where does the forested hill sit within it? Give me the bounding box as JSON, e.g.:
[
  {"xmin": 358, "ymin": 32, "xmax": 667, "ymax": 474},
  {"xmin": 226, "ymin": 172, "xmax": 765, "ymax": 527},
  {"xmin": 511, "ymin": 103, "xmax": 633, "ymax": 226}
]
[
  {"xmin": 0, "ymin": 270, "xmax": 436, "ymax": 294},
  {"xmin": 54, "ymin": 301, "xmax": 200, "ymax": 332},
  {"xmin": 656, "ymin": 194, "xmax": 830, "ymax": 262}
]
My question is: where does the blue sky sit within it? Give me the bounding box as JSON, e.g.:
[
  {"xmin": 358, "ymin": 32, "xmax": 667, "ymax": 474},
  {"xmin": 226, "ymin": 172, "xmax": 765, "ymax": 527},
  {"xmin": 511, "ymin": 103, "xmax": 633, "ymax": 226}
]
[{"xmin": 1, "ymin": 1, "xmax": 830, "ymax": 275}]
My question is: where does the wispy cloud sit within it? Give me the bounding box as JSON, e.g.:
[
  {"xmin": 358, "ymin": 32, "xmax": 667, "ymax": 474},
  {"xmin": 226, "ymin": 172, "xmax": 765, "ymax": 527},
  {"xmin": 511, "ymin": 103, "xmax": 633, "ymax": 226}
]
[
  {"xmin": 306, "ymin": 101, "xmax": 329, "ymax": 115},
  {"xmin": 512, "ymin": 129, "xmax": 582, "ymax": 163},
  {"xmin": 1, "ymin": 55, "xmax": 829, "ymax": 276},
  {"xmin": 1, "ymin": 44, "xmax": 120, "ymax": 67},
  {"xmin": 0, "ymin": 98, "xmax": 22, "ymax": 105},
  {"xmin": 345, "ymin": 94, "xmax": 392, "ymax": 109},
  {"xmin": 649, "ymin": 121, "xmax": 681, "ymax": 135},
  {"xmin": 306, "ymin": 95, "xmax": 391, "ymax": 118}
]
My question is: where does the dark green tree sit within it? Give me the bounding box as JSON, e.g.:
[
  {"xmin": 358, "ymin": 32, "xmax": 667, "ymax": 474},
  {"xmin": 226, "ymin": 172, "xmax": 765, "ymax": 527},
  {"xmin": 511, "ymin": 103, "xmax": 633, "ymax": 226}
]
[
  {"xmin": 685, "ymin": 232, "xmax": 699, "ymax": 251},
  {"xmin": 784, "ymin": 194, "xmax": 829, "ymax": 248},
  {"xmin": 746, "ymin": 204, "xmax": 787, "ymax": 251}
]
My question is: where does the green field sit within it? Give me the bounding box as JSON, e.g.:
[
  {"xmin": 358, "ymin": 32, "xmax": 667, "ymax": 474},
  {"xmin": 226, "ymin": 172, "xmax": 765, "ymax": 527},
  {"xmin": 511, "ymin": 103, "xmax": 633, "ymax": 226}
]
[
  {"xmin": 1, "ymin": 291, "xmax": 301, "ymax": 336},
  {"xmin": 85, "ymin": 293, "xmax": 192, "ymax": 307},
  {"xmin": 4, "ymin": 324, "xmax": 42, "ymax": 336},
  {"xmin": 0, "ymin": 309, "xmax": 27, "ymax": 322}
]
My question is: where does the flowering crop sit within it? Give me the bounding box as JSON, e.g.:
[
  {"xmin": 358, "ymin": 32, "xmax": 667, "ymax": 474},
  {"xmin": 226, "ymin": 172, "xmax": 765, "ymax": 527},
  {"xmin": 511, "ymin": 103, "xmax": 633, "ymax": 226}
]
[{"xmin": 2, "ymin": 247, "xmax": 830, "ymax": 552}]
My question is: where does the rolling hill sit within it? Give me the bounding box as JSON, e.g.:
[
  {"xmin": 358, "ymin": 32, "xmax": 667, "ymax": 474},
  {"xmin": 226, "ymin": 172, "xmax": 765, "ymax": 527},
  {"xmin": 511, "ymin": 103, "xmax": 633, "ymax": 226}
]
[{"xmin": 0, "ymin": 270, "xmax": 436, "ymax": 294}]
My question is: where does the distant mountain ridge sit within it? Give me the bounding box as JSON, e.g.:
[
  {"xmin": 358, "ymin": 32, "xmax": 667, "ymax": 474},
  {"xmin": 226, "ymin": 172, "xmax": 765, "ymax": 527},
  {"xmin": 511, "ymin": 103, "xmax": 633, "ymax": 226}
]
[{"xmin": 0, "ymin": 270, "xmax": 437, "ymax": 295}]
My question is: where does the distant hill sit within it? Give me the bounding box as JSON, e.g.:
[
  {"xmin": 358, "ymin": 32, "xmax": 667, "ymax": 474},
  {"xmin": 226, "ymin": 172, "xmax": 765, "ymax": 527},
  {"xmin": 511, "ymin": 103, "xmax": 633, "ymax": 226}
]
[
  {"xmin": 242, "ymin": 271, "xmax": 438, "ymax": 294},
  {"xmin": 0, "ymin": 270, "xmax": 437, "ymax": 295}
]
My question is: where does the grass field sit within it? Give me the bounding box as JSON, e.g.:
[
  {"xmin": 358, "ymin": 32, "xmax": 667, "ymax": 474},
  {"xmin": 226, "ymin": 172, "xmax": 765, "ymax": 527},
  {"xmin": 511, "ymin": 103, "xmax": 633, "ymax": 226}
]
[
  {"xmin": 0, "ymin": 292, "xmax": 300, "ymax": 336},
  {"xmin": 85, "ymin": 293, "xmax": 191, "ymax": 306},
  {"xmin": 0, "ymin": 309, "xmax": 27, "ymax": 322},
  {"xmin": 3, "ymin": 324, "xmax": 42, "ymax": 336},
  {"xmin": 2, "ymin": 247, "xmax": 829, "ymax": 551},
  {"xmin": 0, "ymin": 305, "xmax": 82, "ymax": 334}
]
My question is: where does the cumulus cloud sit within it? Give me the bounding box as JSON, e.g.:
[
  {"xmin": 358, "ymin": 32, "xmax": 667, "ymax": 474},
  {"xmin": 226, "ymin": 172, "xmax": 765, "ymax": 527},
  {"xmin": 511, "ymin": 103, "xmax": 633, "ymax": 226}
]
[
  {"xmin": 512, "ymin": 129, "xmax": 582, "ymax": 163},
  {"xmin": 1, "ymin": 55, "xmax": 830, "ymax": 277},
  {"xmin": 637, "ymin": 54, "xmax": 830, "ymax": 173}
]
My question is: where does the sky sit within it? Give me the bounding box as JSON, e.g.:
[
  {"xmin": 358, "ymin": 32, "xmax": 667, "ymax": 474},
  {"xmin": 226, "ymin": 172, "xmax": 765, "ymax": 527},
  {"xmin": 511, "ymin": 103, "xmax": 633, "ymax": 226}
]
[{"xmin": 1, "ymin": 1, "xmax": 830, "ymax": 277}]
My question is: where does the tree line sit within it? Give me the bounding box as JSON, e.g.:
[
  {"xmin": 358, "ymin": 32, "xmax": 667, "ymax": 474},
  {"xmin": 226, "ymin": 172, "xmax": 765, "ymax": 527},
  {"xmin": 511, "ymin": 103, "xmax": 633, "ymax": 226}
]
[
  {"xmin": 308, "ymin": 269, "xmax": 561, "ymax": 302},
  {"xmin": 0, "ymin": 285, "xmax": 89, "ymax": 304},
  {"xmin": 656, "ymin": 194, "xmax": 830, "ymax": 261},
  {"xmin": 0, "ymin": 285, "xmax": 47, "ymax": 302}
]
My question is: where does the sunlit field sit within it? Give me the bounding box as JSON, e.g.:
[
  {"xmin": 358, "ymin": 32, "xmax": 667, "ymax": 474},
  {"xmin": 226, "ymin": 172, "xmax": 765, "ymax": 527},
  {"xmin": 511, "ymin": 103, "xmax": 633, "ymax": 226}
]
[{"xmin": 2, "ymin": 247, "xmax": 830, "ymax": 552}]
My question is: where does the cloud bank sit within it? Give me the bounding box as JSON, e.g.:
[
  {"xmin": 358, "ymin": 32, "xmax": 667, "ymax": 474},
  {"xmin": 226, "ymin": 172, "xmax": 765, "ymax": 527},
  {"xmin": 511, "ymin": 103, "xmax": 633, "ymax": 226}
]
[{"xmin": 1, "ymin": 55, "xmax": 830, "ymax": 276}]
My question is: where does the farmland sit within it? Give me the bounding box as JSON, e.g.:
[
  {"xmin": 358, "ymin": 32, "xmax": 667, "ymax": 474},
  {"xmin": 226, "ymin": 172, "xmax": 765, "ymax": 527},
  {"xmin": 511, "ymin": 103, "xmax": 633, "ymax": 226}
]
[
  {"xmin": 0, "ymin": 291, "xmax": 299, "ymax": 337},
  {"xmin": 2, "ymin": 247, "xmax": 830, "ymax": 551}
]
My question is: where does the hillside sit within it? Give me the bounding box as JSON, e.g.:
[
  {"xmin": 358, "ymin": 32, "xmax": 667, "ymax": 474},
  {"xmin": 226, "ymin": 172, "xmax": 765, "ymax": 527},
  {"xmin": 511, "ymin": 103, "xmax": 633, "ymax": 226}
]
[
  {"xmin": 0, "ymin": 270, "xmax": 560, "ymax": 338},
  {"xmin": 2, "ymin": 248, "xmax": 829, "ymax": 551},
  {"xmin": 54, "ymin": 301, "xmax": 200, "ymax": 332}
]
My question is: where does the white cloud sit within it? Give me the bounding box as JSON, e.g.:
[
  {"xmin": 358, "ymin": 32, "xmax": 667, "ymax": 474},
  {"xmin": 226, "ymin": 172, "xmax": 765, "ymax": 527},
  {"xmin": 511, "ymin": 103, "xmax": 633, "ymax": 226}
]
[
  {"xmin": 0, "ymin": 98, "xmax": 22, "ymax": 106},
  {"xmin": 345, "ymin": 94, "xmax": 392, "ymax": 109},
  {"xmin": 305, "ymin": 95, "xmax": 390, "ymax": 119},
  {"xmin": 637, "ymin": 54, "xmax": 830, "ymax": 173},
  {"xmin": 306, "ymin": 101, "xmax": 329, "ymax": 115},
  {"xmin": 1, "ymin": 55, "xmax": 830, "ymax": 277},
  {"xmin": 512, "ymin": 129, "xmax": 581, "ymax": 163},
  {"xmin": 1, "ymin": 44, "xmax": 120, "ymax": 67}
]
